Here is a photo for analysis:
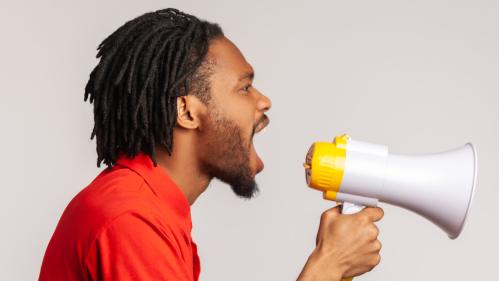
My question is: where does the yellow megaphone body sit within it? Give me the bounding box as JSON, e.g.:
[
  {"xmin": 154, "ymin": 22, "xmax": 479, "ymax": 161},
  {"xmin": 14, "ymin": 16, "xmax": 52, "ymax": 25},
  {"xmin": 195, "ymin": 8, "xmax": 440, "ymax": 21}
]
[{"xmin": 304, "ymin": 134, "xmax": 478, "ymax": 239}]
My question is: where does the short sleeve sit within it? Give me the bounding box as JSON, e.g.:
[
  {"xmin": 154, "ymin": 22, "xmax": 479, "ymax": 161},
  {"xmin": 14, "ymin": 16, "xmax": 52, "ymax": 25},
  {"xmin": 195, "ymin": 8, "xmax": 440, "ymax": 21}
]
[{"xmin": 85, "ymin": 212, "xmax": 193, "ymax": 281}]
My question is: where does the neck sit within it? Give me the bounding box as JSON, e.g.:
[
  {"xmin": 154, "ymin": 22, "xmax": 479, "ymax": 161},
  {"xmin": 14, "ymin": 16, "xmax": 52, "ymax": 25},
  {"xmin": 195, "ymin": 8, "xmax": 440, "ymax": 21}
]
[{"xmin": 154, "ymin": 132, "xmax": 211, "ymax": 205}]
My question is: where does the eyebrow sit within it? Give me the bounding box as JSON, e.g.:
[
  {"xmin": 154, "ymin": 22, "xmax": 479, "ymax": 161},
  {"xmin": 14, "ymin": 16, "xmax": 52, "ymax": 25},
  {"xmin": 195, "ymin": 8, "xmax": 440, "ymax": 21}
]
[{"xmin": 239, "ymin": 71, "xmax": 254, "ymax": 81}]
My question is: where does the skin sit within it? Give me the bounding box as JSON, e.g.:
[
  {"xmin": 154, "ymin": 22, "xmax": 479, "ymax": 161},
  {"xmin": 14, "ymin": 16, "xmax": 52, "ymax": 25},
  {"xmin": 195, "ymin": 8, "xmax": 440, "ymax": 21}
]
[{"xmin": 154, "ymin": 36, "xmax": 384, "ymax": 281}]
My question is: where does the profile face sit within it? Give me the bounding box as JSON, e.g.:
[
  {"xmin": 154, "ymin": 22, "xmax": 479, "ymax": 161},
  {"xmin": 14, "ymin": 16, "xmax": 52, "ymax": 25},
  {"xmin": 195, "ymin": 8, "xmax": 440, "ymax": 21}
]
[{"xmin": 197, "ymin": 37, "xmax": 271, "ymax": 198}]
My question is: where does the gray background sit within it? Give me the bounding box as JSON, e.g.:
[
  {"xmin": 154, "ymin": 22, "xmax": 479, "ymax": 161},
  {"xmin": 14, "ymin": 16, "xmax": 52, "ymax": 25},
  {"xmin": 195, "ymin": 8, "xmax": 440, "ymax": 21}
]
[{"xmin": 1, "ymin": 0, "xmax": 498, "ymax": 280}]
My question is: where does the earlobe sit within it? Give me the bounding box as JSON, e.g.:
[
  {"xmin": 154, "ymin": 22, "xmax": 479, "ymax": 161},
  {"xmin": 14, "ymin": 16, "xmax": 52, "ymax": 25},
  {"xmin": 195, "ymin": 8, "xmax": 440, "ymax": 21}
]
[{"xmin": 176, "ymin": 96, "xmax": 202, "ymax": 130}]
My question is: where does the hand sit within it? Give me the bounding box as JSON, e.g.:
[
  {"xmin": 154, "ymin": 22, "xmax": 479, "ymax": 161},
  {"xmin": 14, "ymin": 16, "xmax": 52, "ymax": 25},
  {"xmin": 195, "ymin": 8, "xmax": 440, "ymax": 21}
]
[{"xmin": 297, "ymin": 205, "xmax": 384, "ymax": 281}]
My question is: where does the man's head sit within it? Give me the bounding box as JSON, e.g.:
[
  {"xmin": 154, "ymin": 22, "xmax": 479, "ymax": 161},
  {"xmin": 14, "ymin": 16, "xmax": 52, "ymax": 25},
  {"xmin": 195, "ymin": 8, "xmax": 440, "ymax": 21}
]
[{"xmin": 85, "ymin": 8, "xmax": 271, "ymax": 198}]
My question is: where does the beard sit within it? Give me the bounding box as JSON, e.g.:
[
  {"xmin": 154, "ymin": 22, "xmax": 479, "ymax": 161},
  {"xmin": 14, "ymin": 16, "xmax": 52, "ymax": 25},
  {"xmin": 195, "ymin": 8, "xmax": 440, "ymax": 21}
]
[{"xmin": 202, "ymin": 108, "xmax": 259, "ymax": 199}]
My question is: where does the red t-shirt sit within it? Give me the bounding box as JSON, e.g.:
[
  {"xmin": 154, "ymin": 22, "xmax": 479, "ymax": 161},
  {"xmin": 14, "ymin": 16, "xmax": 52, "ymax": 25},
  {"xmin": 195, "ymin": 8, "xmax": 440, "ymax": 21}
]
[{"xmin": 39, "ymin": 153, "xmax": 200, "ymax": 281}]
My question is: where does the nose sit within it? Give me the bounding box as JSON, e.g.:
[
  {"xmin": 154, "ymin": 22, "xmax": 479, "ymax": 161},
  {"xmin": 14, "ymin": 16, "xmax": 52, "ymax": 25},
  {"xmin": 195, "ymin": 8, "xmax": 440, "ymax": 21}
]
[{"xmin": 256, "ymin": 90, "xmax": 272, "ymax": 113}]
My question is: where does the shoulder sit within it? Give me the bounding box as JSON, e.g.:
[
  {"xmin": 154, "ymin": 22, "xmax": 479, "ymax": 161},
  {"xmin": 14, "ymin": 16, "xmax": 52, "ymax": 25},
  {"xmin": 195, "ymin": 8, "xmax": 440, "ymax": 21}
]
[
  {"xmin": 41, "ymin": 166, "xmax": 190, "ymax": 280},
  {"xmin": 60, "ymin": 166, "xmax": 167, "ymax": 239}
]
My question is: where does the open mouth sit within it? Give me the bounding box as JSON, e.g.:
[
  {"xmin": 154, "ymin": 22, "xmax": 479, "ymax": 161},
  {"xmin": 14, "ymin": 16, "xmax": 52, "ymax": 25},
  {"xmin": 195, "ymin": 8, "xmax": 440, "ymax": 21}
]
[{"xmin": 251, "ymin": 115, "xmax": 270, "ymax": 175}]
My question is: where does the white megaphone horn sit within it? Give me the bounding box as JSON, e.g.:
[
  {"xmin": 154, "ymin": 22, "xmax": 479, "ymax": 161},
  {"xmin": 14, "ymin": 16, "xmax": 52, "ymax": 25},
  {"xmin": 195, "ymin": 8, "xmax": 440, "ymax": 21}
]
[{"xmin": 304, "ymin": 134, "xmax": 478, "ymax": 239}]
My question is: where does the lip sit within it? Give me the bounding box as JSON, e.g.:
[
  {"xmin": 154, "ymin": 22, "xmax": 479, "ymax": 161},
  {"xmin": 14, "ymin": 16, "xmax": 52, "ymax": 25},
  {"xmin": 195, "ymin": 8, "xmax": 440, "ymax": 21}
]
[{"xmin": 254, "ymin": 115, "xmax": 270, "ymax": 134}]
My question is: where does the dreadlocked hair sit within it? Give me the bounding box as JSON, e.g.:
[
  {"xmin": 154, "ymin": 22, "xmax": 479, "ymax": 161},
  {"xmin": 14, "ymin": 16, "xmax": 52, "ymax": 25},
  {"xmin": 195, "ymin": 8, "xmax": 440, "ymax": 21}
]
[{"xmin": 84, "ymin": 8, "xmax": 223, "ymax": 167}]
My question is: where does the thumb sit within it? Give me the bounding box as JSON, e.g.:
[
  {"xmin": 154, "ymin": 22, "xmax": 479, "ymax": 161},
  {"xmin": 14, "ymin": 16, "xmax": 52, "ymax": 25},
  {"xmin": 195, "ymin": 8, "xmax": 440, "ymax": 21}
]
[
  {"xmin": 321, "ymin": 204, "xmax": 342, "ymax": 222},
  {"xmin": 317, "ymin": 204, "xmax": 342, "ymax": 245},
  {"xmin": 328, "ymin": 204, "xmax": 342, "ymax": 215}
]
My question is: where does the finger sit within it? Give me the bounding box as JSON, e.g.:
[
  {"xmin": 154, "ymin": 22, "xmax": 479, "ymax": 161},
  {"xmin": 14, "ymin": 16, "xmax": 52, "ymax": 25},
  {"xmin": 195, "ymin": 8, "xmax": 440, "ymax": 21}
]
[
  {"xmin": 361, "ymin": 207, "xmax": 384, "ymax": 222},
  {"xmin": 374, "ymin": 223, "xmax": 380, "ymax": 237},
  {"xmin": 373, "ymin": 240, "xmax": 382, "ymax": 252},
  {"xmin": 368, "ymin": 224, "xmax": 380, "ymax": 240}
]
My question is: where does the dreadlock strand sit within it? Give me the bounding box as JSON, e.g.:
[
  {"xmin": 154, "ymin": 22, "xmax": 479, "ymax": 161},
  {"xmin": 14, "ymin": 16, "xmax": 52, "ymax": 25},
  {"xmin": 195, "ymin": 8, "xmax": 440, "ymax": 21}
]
[
  {"xmin": 169, "ymin": 27, "xmax": 209, "ymax": 95},
  {"xmin": 114, "ymin": 25, "xmax": 170, "ymax": 86},
  {"xmin": 126, "ymin": 27, "xmax": 177, "ymax": 95},
  {"xmin": 97, "ymin": 13, "xmax": 156, "ymax": 58}
]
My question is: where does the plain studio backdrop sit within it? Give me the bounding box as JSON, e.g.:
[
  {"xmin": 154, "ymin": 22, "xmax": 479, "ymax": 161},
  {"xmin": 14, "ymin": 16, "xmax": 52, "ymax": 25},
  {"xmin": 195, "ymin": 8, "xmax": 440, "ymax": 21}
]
[{"xmin": 1, "ymin": 0, "xmax": 498, "ymax": 280}]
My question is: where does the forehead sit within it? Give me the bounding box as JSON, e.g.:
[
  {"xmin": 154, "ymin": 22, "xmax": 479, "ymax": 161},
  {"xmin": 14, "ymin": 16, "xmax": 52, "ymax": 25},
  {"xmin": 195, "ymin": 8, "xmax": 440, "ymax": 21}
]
[{"xmin": 208, "ymin": 37, "xmax": 253, "ymax": 78}]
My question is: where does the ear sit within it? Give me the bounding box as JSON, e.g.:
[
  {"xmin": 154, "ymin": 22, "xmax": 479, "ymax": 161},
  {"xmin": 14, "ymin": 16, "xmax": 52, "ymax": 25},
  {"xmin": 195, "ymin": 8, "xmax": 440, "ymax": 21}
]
[{"xmin": 176, "ymin": 96, "xmax": 205, "ymax": 130}]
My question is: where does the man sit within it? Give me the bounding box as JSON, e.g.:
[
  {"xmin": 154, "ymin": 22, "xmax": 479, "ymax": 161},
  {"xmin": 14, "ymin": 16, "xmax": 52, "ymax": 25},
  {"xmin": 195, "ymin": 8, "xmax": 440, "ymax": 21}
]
[{"xmin": 39, "ymin": 8, "xmax": 383, "ymax": 281}]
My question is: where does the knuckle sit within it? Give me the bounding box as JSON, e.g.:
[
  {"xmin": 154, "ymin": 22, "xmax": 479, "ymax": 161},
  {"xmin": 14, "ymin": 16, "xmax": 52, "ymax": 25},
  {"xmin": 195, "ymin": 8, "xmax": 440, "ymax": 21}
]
[
  {"xmin": 320, "ymin": 210, "xmax": 333, "ymax": 222},
  {"xmin": 367, "ymin": 225, "xmax": 378, "ymax": 237},
  {"xmin": 358, "ymin": 213, "xmax": 370, "ymax": 223},
  {"xmin": 320, "ymin": 211, "xmax": 329, "ymax": 220},
  {"xmin": 368, "ymin": 255, "xmax": 381, "ymax": 268}
]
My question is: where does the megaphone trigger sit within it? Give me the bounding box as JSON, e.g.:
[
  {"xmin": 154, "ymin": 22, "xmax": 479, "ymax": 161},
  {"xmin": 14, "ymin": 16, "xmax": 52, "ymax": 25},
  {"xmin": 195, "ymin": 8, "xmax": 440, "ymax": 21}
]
[{"xmin": 341, "ymin": 202, "xmax": 365, "ymax": 215}]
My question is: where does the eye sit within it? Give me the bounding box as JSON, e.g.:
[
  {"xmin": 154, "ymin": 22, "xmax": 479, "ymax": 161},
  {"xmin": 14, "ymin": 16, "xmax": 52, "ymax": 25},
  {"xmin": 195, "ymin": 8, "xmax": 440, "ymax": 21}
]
[{"xmin": 240, "ymin": 84, "xmax": 252, "ymax": 94}]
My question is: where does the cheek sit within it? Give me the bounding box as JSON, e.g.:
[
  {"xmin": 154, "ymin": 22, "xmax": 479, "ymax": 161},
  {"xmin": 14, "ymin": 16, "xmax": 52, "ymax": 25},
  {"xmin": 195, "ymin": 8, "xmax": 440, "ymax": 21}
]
[
  {"xmin": 208, "ymin": 87, "xmax": 255, "ymax": 137},
  {"xmin": 223, "ymin": 99, "xmax": 254, "ymax": 132}
]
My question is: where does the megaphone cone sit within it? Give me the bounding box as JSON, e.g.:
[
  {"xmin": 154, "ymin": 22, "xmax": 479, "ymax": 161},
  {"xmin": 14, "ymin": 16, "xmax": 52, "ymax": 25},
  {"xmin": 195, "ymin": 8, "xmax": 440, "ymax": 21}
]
[{"xmin": 380, "ymin": 143, "xmax": 477, "ymax": 238}]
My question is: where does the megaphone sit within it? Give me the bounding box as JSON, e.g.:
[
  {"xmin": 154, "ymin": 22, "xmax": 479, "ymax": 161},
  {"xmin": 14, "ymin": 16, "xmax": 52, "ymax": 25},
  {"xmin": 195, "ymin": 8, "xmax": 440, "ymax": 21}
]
[{"xmin": 304, "ymin": 134, "xmax": 478, "ymax": 239}]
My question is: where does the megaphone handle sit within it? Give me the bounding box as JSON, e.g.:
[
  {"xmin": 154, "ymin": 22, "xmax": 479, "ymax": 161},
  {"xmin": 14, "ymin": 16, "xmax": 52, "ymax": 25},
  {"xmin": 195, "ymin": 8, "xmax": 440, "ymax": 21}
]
[
  {"xmin": 341, "ymin": 201, "xmax": 365, "ymax": 214},
  {"xmin": 340, "ymin": 202, "xmax": 365, "ymax": 281}
]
